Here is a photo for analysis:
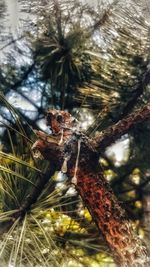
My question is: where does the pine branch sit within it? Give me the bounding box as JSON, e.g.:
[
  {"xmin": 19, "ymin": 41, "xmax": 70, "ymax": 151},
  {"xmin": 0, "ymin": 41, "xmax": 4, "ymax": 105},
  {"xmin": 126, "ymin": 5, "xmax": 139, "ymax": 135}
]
[
  {"xmin": 53, "ymin": 0, "xmax": 64, "ymax": 44},
  {"xmin": 0, "ymin": 35, "xmax": 25, "ymax": 51},
  {"xmin": 94, "ymin": 104, "xmax": 150, "ymax": 153},
  {"xmin": 116, "ymin": 66, "xmax": 150, "ymax": 121},
  {"xmin": 11, "ymin": 63, "xmax": 35, "ymax": 90},
  {"xmin": 0, "ymin": 166, "xmax": 55, "ymax": 234},
  {"xmin": 1, "ymin": 108, "xmax": 148, "ymax": 265}
]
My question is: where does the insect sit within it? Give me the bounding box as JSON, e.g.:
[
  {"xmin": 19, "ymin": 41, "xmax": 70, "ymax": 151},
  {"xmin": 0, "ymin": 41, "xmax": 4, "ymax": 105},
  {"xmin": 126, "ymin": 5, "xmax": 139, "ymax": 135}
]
[
  {"xmin": 32, "ymin": 110, "xmax": 79, "ymax": 162},
  {"xmin": 46, "ymin": 109, "xmax": 77, "ymax": 134},
  {"xmin": 44, "ymin": 109, "xmax": 78, "ymax": 145}
]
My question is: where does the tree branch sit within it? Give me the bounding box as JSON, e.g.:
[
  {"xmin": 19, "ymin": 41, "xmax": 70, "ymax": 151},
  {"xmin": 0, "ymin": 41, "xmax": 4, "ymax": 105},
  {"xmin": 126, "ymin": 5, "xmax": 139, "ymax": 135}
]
[
  {"xmin": 0, "ymin": 166, "xmax": 55, "ymax": 234},
  {"xmin": 94, "ymin": 104, "xmax": 150, "ymax": 153},
  {"xmin": 0, "ymin": 35, "xmax": 25, "ymax": 51},
  {"xmin": 11, "ymin": 63, "xmax": 35, "ymax": 90},
  {"xmin": 1, "ymin": 108, "xmax": 149, "ymax": 265},
  {"xmin": 54, "ymin": 0, "xmax": 64, "ymax": 44},
  {"xmin": 116, "ymin": 66, "xmax": 150, "ymax": 121}
]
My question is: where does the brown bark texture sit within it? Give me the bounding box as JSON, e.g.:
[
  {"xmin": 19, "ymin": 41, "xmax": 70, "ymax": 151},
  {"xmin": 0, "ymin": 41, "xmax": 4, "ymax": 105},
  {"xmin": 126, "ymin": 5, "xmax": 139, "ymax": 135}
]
[{"xmin": 1, "ymin": 105, "xmax": 150, "ymax": 267}]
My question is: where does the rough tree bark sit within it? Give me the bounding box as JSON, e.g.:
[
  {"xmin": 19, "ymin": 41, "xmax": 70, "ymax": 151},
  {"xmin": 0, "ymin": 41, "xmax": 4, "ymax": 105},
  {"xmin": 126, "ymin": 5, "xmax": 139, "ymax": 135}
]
[
  {"xmin": 31, "ymin": 106, "xmax": 150, "ymax": 267},
  {"xmin": 1, "ymin": 105, "xmax": 150, "ymax": 267}
]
